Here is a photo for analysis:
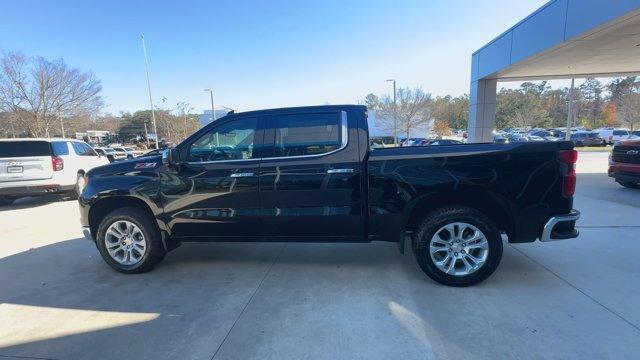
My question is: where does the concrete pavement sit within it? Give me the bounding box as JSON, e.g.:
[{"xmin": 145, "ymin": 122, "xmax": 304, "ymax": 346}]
[{"xmin": 0, "ymin": 151, "xmax": 639, "ymax": 359}]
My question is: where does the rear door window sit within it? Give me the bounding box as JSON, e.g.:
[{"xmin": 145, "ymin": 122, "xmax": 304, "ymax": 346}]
[
  {"xmin": 0, "ymin": 141, "xmax": 52, "ymax": 157},
  {"xmin": 265, "ymin": 112, "xmax": 342, "ymax": 158},
  {"xmin": 72, "ymin": 142, "xmax": 88, "ymax": 156},
  {"xmin": 81, "ymin": 143, "xmax": 97, "ymax": 156},
  {"xmin": 51, "ymin": 142, "xmax": 70, "ymax": 156},
  {"xmin": 613, "ymin": 130, "xmax": 629, "ymax": 136}
]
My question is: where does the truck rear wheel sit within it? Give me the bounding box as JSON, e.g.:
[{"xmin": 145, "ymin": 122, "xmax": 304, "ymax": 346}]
[
  {"xmin": 412, "ymin": 206, "xmax": 503, "ymax": 287},
  {"xmin": 0, "ymin": 196, "xmax": 16, "ymax": 206},
  {"xmin": 95, "ymin": 207, "xmax": 166, "ymax": 274}
]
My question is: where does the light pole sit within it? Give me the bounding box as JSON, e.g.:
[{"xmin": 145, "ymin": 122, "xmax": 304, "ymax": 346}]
[
  {"xmin": 566, "ymin": 77, "xmax": 575, "ymax": 141},
  {"xmin": 59, "ymin": 112, "xmax": 65, "ymax": 138},
  {"xmin": 204, "ymin": 88, "xmax": 219, "ymax": 146},
  {"xmin": 386, "ymin": 79, "xmax": 397, "ymax": 146},
  {"xmin": 204, "ymin": 89, "xmax": 216, "ymax": 122},
  {"xmin": 141, "ymin": 34, "xmax": 159, "ymax": 149}
]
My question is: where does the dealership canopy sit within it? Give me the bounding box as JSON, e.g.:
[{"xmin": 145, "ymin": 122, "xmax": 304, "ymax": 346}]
[{"xmin": 468, "ymin": 0, "xmax": 640, "ymax": 142}]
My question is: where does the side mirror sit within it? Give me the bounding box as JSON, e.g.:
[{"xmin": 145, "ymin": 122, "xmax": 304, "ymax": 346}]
[{"xmin": 162, "ymin": 148, "xmax": 180, "ymax": 166}]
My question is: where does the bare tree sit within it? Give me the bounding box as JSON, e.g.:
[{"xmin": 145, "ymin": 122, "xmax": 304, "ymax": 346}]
[
  {"xmin": 0, "ymin": 51, "xmax": 103, "ymax": 137},
  {"xmin": 619, "ymin": 90, "xmax": 640, "ymax": 136},
  {"xmin": 176, "ymin": 101, "xmax": 195, "ymax": 139},
  {"xmin": 371, "ymin": 87, "xmax": 432, "ymax": 140}
]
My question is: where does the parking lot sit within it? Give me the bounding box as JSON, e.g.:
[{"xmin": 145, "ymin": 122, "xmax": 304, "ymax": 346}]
[{"xmin": 0, "ymin": 151, "xmax": 639, "ymax": 360}]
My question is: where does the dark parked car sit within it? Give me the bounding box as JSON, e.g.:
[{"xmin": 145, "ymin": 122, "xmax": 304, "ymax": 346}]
[
  {"xmin": 493, "ymin": 134, "xmax": 509, "ymax": 144},
  {"xmin": 608, "ymin": 139, "xmax": 640, "ymax": 188},
  {"xmin": 138, "ymin": 148, "xmax": 164, "ymax": 158},
  {"xmin": 422, "ymin": 139, "xmax": 464, "ymax": 146},
  {"xmin": 79, "ymin": 105, "xmax": 580, "ymax": 286},
  {"xmin": 569, "ymin": 132, "xmax": 605, "ymax": 147}
]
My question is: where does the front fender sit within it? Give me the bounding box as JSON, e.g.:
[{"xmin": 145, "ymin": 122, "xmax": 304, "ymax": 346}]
[{"xmin": 78, "ymin": 169, "xmax": 162, "ymax": 229}]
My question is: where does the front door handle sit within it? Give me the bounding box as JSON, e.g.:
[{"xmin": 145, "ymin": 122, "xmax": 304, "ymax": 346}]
[
  {"xmin": 230, "ymin": 172, "xmax": 254, "ymax": 178},
  {"xmin": 327, "ymin": 168, "xmax": 355, "ymax": 174}
]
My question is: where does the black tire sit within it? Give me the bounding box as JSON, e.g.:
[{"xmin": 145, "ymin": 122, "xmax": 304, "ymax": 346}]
[
  {"xmin": 618, "ymin": 181, "xmax": 640, "ymax": 189},
  {"xmin": 0, "ymin": 196, "xmax": 16, "ymax": 206},
  {"xmin": 95, "ymin": 207, "xmax": 166, "ymax": 274},
  {"xmin": 575, "ymin": 141, "xmax": 584, "ymax": 147},
  {"xmin": 412, "ymin": 206, "xmax": 503, "ymax": 287}
]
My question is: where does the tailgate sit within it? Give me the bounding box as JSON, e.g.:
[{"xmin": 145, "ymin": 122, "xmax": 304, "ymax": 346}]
[{"xmin": 0, "ymin": 141, "xmax": 54, "ymax": 183}]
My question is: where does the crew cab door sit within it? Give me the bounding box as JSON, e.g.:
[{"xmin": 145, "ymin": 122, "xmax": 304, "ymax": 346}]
[
  {"xmin": 259, "ymin": 109, "xmax": 365, "ymax": 241},
  {"xmin": 161, "ymin": 116, "xmax": 265, "ymax": 240}
]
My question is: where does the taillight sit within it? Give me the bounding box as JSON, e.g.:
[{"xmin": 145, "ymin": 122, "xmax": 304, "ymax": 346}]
[
  {"xmin": 52, "ymin": 156, "xmax": 64, "ymax": 171},
  {"xmin": 558, "ymin": 150, "xmax": 577, "ymax": 197},
  {"xmin": 558, "ymin": 149, "xmax": 578, "ymax": 164}
]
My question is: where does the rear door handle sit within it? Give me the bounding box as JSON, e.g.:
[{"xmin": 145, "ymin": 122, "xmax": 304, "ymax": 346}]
[
  {"xmin": 230, "ymin": 172, "xmax": 254, "ymax": 178},
  {"xmin": 327, "ymin": 168, "xmax": 355, "ymax": 174}
]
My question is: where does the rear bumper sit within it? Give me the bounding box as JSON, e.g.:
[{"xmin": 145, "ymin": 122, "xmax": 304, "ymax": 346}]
[
  {"xmin": 540, "ymin": 210, "xmax": 580, "ymax": 242},
  {"xmin": 0, "ymin": 184, "xmax": 74, "ymax": 196}
]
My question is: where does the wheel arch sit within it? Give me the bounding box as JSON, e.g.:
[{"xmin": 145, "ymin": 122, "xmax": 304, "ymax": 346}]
[
  {"xmin": 88, "ymin": 196, "xmax": 159, "ymax": 240},
  {"xmin": 404, "ymin": 189, "xmax": 515, "ymax": 239}
]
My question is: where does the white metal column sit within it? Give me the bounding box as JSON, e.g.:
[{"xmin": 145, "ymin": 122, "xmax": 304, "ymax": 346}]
[{"xmin": 468, "ymin": 79, "xmax": 497, "ymax": 143}]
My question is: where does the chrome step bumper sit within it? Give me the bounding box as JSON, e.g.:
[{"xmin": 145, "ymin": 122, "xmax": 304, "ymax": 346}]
[{"xmin": 540, "ymin": 210, "xmax": 580, "ymax": 242}]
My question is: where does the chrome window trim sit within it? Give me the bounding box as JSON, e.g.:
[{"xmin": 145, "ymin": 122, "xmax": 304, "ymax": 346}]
[
  {"xmin": 185, "ymin": 110, "xmax": 349, "ymax": 165},
  {"xmin": 185, "ymin": 157, "xmax": 260, "ymax": 165}
]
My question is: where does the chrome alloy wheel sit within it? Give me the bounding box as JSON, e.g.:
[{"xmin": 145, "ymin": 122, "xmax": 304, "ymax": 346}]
[
  {"xmin": 105, "ymin": 220, "xmax": 147, "ymax": 265},
  {"xmin": 429, "ymin": 222, "xmax": 489, "ymax": 276}
]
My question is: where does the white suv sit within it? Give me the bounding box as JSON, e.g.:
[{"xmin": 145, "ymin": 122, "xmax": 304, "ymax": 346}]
[
  {"xmin": 595, "ymin": 128, "xmax": 630, "ymax": 145},
  {"xmin": 0, "ymin": 139, "xmax": 109, "ymax": 205}
]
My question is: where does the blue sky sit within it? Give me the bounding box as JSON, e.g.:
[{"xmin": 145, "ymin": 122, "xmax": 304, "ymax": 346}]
[{"xmin": 0, "ymin": 0, "xmax": 547, "ymax": 114}]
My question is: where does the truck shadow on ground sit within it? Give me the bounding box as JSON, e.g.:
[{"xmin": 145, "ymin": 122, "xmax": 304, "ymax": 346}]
[
  {"xmin": 0, "ymin": 237, "xmax": 547, "ymax": 359},
  {"xmin": 0, "ymin": 194, "xmax": 71, "ymax": 212}
]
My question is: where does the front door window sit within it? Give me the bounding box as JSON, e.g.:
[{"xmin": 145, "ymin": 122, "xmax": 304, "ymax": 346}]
[{"xmin": 188, "ymin": 117, "xmax": 258, "ymax": 162}]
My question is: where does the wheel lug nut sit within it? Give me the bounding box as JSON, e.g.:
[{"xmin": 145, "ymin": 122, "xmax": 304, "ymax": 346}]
[{"xmin": 454, "ymin": 252, "xmax": 458, "ymax": 256}]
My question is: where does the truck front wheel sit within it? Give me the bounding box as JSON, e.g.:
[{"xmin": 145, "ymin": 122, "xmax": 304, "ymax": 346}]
[
  {"xmin": 412, "ymin": 206, "xmax": 503, "ymax": 287},
  {"xmin": 95, "ymin": 207, "xmax": 166, "ymax": 274}
]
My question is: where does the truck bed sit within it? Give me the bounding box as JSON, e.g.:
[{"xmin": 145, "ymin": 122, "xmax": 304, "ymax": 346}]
[{"xmin": 366, "ymin": 141, "xmax": 575, "ymax": 243}]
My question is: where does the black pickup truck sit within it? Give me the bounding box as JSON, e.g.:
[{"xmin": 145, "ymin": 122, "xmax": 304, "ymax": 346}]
[{"xmin": 79, "ymin": 105, "xmax": 580, "ymax": 286}]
